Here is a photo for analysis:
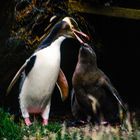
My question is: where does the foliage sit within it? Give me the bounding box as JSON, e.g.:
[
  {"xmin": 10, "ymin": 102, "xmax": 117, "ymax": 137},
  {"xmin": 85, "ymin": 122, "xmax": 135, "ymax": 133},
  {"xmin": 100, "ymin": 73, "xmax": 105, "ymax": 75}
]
[
  {"xmin": 12, "ymin": 0, "xmax": 69, "ymax": 49},
  {"xmin": 0, "ymin": 108, "xmax": 140, "ymax": 140},
  {"xmin": 0, "ymin": 108, "xmax": 22, "ymax": 140}
]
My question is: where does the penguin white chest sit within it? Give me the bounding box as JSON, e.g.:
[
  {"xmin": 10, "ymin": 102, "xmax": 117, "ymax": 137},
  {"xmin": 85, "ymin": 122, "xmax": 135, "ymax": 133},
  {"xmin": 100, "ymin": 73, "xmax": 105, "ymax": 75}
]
[{"xmin": 20, "ymin": 36, "xmax": 65, "ymax": 113}]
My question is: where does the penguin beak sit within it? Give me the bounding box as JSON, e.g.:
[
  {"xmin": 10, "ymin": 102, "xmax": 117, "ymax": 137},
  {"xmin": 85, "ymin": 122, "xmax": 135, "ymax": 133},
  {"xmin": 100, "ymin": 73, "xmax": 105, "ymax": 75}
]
[
  {"xmin": 72, "ymin": 28, "xmax": 90, "ymax": 44},
  {"xmin": 62, "ymin": 17, "xmax": 90, "ymax": 44}
]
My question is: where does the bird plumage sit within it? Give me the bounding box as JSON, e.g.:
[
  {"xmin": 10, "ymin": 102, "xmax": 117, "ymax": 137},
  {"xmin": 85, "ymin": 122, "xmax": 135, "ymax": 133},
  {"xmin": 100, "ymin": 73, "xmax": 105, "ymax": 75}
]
[
  {"xmin": 7, "ymin": 17, "xmax": 89, "ymax": 126},
  {"xmin": 71, "ymin": 45, "xmax": 127, "ymax": 125},
  {"xmin": 20, "ymin": 36, "xmax": 65, "ymax": 115}
]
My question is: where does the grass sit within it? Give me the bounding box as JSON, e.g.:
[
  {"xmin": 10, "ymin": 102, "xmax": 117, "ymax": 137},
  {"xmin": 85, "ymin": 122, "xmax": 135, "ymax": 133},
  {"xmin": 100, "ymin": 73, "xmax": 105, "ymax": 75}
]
[
  {"xmin": 0, "ymin": 108, "xmax": 22, "ymax": 140},
  {"xmin": 0, "ymin": 108, "xmax": 140, "ymax": 140}
]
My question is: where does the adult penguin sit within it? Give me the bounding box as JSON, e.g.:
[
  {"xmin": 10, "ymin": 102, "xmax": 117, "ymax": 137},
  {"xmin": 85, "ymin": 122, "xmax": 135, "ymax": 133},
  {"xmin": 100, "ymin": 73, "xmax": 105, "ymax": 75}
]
[
  {"xmin": 71, "ymin": 44, "xmax": 127, "ymax": 125},
  {"xmin": 7, "ymin": 17, "xmax": 89, "ymax": 126}
]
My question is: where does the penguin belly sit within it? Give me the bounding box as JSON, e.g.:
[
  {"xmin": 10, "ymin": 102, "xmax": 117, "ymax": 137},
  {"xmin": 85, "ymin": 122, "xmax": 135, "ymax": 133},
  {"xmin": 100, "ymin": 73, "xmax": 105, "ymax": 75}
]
[{"xmin": 19, "ymin": 46, "xmax": 61, "ymax": 116}]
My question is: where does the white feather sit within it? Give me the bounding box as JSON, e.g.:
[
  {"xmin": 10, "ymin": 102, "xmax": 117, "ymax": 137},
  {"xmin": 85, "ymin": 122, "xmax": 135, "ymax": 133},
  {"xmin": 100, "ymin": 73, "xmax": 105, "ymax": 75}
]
[
  {"xmin": 88, "ymin": 94, "xmax": 100, "ymax": 113},
  {"xmin": 19, "ymin": 36, "xmax": 66, "ymax": 117}
]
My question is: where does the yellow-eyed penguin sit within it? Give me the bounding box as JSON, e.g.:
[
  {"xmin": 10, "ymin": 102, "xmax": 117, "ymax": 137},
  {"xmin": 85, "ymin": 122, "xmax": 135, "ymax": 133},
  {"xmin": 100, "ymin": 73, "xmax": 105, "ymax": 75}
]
[{"xmin": 7, "ymin": 17, "xmax": 89, "ymax": 126}]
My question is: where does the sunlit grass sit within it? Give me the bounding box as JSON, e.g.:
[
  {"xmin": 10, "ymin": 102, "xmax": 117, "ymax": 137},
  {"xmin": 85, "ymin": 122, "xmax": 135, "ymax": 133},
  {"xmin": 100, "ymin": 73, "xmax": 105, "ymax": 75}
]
[{"xmin": 0, "ymin": 108, "xmax": 140, "ymax": 140}]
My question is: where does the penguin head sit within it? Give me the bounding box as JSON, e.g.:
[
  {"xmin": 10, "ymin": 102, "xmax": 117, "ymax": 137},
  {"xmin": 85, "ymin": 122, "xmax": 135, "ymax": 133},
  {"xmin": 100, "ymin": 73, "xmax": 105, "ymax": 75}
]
[
  {"xmin": 61, "ymin": 17, "xmax": 79, "ymax": 37},
  {"xmin": 79, "ymin": 44, "xmax": 97, "ymax": 66},
  {"xmin": 47, "ymin": 17, "xmax": 89, "ymax": 44},
  {"xmin": 62, "ymin": 17, "xmax": 90, "ymax": 43},
  {"xmin": 38, "ymin": 17, "xmax": 89, "ymax": 49}
]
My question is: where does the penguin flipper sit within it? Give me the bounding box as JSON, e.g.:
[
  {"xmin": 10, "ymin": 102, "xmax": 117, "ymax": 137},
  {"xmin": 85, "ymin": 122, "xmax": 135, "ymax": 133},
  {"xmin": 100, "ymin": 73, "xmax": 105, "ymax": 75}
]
[
  {"xmin": 56, "ymin": 69, "xmax": 69, "ymax": 101},
  {"xmin": 6, "ymin": 61, "xmax": 27, "ymax": 95},
  {"xmin": 98, "ymin": 77, "xmax": 127, "ymax": 112},
  {"xmin": 71, "ymin": 89, "xmax": 83, "ymax": 119}
]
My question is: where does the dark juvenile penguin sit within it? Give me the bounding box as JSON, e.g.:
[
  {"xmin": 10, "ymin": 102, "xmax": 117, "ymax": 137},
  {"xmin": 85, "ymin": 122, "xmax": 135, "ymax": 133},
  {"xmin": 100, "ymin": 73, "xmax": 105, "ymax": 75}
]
[
  {"xmin": 71, "ymin": 44, "xmax": 126, "ymax": 124},
  {"xmin": 7, "ymin": 17, "xmax": 89, "ymax": 126}
]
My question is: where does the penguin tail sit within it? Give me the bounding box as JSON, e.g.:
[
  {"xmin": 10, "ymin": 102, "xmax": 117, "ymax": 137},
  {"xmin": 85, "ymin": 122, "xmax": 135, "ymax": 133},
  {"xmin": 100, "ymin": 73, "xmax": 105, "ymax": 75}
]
[{"xmin": 98, "ymin": 77, "xmax": 127, "ymax": 112}]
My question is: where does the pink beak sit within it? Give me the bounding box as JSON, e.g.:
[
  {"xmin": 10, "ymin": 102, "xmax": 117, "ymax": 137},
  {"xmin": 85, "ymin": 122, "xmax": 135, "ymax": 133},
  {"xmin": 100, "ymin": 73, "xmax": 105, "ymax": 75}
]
[{"xmin": 72, "ymin": 28, "xmax": 90, "ymax": 44}]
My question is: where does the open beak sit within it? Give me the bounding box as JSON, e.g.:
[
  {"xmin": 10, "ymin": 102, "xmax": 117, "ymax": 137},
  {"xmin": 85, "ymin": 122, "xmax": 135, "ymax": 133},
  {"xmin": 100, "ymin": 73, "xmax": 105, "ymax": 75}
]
[{"xmin": 72, "ymin": 28, "xmax": 90, "ymax": 44}]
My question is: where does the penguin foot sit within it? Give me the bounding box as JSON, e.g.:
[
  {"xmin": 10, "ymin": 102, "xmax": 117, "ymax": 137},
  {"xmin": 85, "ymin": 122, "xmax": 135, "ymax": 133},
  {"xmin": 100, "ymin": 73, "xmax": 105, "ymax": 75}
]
[
  {"xmin": 24, "ymin": 117, "xmax": 32, "ymax": 126},
  {"xmin": 42, "ymin": 119, "xmax": 48, "ymax": 125}
]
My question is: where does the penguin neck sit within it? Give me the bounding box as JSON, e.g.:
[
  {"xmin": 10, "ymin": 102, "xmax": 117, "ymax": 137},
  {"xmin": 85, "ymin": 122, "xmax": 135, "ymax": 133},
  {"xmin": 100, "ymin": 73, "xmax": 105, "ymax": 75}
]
[
  {"xmin": 49, "ymin": 36, "xmax": 66, "ymax": 49},
  {"xmin": 38, "ymin": 35, "xmax": 66, "ymax": 51},
  {"xmin": 39, "ymin": 33, "xmax": 56, "ymax": 47},
  {"xmin": 38, "ymin": 21, "xmax": 66, "ymax": 48}
]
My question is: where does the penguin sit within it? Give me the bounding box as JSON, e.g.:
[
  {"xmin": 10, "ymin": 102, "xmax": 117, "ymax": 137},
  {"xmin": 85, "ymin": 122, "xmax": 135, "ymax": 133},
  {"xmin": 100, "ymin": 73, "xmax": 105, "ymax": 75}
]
[
  {"xmin": 71, "ymin": 44, "xmax": 127, "ymax": 125},
  {"xmin": 7, "ymin": 17, "xmax": 89, "ymax": 126}
]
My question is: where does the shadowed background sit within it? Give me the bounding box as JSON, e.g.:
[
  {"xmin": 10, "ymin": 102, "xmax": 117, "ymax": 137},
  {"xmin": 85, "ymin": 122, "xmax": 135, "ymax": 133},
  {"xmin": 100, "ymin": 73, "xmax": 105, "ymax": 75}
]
[{"xmin": 0, "ymin": 0, "xmax": 140, "ymax": 119}]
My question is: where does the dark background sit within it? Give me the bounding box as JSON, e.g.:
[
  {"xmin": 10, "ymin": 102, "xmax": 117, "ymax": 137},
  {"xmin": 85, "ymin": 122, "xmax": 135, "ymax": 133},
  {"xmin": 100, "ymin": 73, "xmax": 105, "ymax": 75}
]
[
  {"xmin": 0, "ymin": 0, "xmax": 140, "ymax": 118},
  {"xmin": 90, "ymin": 15, "xmax": 140, "ymax": 110},
  {"xmin": 51, "ymin": 15, "xmax": 140, "ymax": 115}
]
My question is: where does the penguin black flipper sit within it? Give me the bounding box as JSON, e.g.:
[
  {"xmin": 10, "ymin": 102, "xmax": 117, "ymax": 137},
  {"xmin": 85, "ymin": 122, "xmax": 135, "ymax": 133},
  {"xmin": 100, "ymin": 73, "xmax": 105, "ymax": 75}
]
[
  {"xmin": 71, "ymin": 89, "xmax": 88, "ymax": 121},
  {"xmin": 56, "ymin": 69, "xmax": 69, "ymax": 101},
  {"xmin": 71, "ymin": 89, "xmax": 81, "ymax": 118},
  {"xmin": 97, "ymin": 76, "xmax": 127, "ymax": 112},
  {"xmin": 6, "ymin": 55, "xmax": 36, "ymax": 95},
  {"xmin": 6, "ymin": 61, "xmax": 27, "ymax": 94}
]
